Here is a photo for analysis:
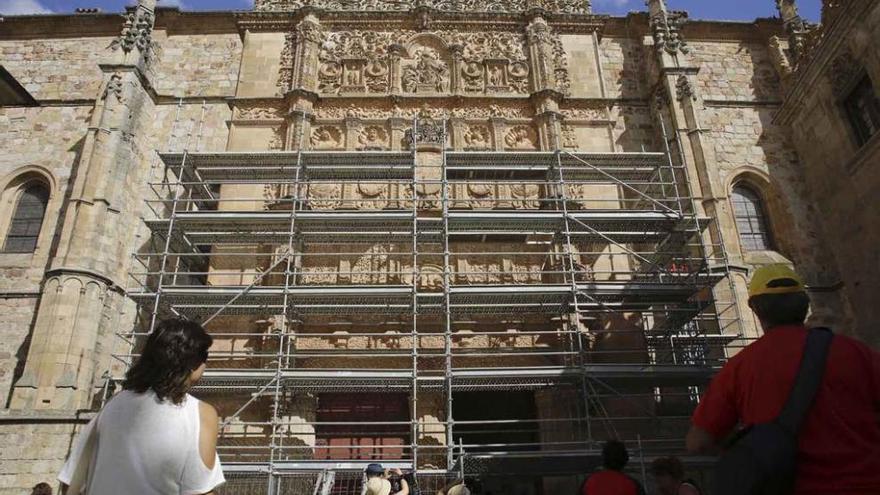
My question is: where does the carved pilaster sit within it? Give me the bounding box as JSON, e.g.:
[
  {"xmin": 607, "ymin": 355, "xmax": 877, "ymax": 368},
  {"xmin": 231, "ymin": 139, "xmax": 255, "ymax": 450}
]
[
  {"xmin": 526, "ymin": 17, "xmax": 557, "ymax": 93},
  {"xmin": 344, "ymin": 115, "xmax": 363, "ymax": 151},
  {"xmin": 292, "ymin": 14, "xmax": 324, "ymax": 93},
  {"xmin": 490, "ymin": 117, "xmax": 506, "ymax": 151},
  {"xmin": 449, "ymin": 44, "xmax": 464, "ymax": 95},
  {"xmin": 535, "ymin": 111, "xmax": 562, "ymax": 151},
  {"xmin": 389, "ymin": 43, "xmax": 407, "ymax": 95}
]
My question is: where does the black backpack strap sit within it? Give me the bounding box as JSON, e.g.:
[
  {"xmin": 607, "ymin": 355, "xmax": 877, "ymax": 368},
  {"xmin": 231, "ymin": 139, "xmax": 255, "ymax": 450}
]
[{"xmin": 776, "ymin": 327, "xmax": 833, "ymax": 433}]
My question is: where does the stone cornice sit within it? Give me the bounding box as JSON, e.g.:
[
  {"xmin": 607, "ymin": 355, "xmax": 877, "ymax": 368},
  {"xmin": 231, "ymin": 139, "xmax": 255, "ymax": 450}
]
[{"xmin": 774, "ymin": 1, "xmax": 873, "ymax": 125}]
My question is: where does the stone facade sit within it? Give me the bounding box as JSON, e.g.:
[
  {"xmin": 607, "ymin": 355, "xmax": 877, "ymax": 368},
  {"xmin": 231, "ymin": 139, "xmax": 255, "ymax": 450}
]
[{"xmin": 0, "ymin": 0, "xmax": 873, "ymax": 493}]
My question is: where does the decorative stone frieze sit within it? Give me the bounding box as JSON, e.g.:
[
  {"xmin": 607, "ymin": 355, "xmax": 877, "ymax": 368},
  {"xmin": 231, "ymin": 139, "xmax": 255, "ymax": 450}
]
[{"xmin": 254, "ymin": 0, "xmax": 591, "ymax": 14}]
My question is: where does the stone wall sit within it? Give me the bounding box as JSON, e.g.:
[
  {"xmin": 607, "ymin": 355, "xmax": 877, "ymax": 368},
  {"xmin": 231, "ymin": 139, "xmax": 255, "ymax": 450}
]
[
  {"xmin": 689, "ymin": 41, "xmax": 782, "ymax": 102},
  {"xmin": 152, "ymin": 32, "xmax": 243, "ymax": 97},
  {"xmin": 0, "ymin": 37, "xmax": 115, "ymax": 101},
  {"xmin": 776, "ymin": 1, "xmax": 880, "ymax": 344}
]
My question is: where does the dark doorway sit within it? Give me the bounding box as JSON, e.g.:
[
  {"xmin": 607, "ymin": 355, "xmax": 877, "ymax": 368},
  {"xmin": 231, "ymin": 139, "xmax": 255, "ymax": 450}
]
[{"xmin": 315, "ymin": 393, "xmax": 410, "ymax": 461}]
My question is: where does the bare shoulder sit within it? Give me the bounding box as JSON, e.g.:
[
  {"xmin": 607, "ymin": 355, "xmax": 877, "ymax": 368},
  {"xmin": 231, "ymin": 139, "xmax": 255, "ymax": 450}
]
[
  {"xmin": 199, "ymin": 400, "xmax": 219, "ymax": 424},
  {"xmin": 197, "ymin": 400, "xmax": 220, "ymax": 468}
]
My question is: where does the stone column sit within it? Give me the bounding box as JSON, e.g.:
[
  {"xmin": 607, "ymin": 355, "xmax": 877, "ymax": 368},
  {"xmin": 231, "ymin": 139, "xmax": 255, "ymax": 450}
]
[
  {"xmin": 449, "ymin": 44, "xmax": 464, "ymax": 95},
  {"xmin": 11, "ymin": 0, "xmax": 157, "ymax": 410}
]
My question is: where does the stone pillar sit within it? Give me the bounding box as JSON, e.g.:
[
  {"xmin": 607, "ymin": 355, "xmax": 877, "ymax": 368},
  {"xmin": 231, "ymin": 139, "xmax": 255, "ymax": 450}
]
[
  {"xmin": 11, "ymin": 0, "xmax": 157, "ymax": 410},
  {"xmin": 449, "ymin": 44, "xmax": 464, "ymax": 95},
  {"xmin": 389, "ymin": 44, "xmax": 406, "ymax": 95}
]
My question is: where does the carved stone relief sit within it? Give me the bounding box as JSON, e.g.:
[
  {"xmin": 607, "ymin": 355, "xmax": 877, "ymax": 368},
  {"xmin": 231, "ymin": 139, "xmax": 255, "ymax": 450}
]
[
  {"xmin": 110, "ymin": 6, "xmax": 155, "ymax": 61},
  {"xmin": 254, "ymin": 0, "xmax": 592, "ymax": 14},
  {"xmin": 403, "ymin": 46, "xmax": 449, "ymax": 93},
  {"xmin": 315, "ymin": 101, "xmax": 532, "ymax": 120},
  {"xmin": 313, "ymin": 29, "xmax": 567, "ymax": 96},
  {"xmin": 307, "ymin": 182, "xmax": 343, "ymax": 209},
  {"xmin": 463, "ymin": 125, "xmax": 492, "ymax": 150},
  {"xmin": 357, "ymin": 126, "xmax": 389, "ymax": 150},
  {"xmin": 310, "ymin": 126, "xmax": 344, "ymax": 150},
  {"xmin": 236, "ymin": 104, "xmax": 285, "ymax": 121},
  {"xmin": 504, "ymin": 126, "xmax": 538, "ymax": 150},
  {"xmin": 561, "ymin": 125, "xmax": 578, "ymax": 150}
]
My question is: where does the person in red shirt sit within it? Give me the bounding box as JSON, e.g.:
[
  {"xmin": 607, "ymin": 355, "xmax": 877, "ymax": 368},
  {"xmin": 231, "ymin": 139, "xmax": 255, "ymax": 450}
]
[
  {"xmin": 581, "ymin": 440, "xmax": 646, "ymax": 495},
  {"xmin": 686, "ymin": 264, "xmax": 880, "ymax": 493}
]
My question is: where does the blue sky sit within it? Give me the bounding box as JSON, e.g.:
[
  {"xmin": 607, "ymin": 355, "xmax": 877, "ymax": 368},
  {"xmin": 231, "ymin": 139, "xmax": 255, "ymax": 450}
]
[{"xmin": 0, "ymin": 0, "xmax": 822, "ymax": 22}]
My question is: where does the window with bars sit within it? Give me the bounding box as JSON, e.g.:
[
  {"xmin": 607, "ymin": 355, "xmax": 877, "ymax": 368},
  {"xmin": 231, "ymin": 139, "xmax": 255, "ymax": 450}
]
[
  {"xmin": 3, "ymin": 183, "xmax": 49, "ymax": 253},
  {"xmin": 731, "ymin": 185, "xmax": 772, "ymax": 252},
  {"xmin": 843, "ymin": 74, "xmax": 880, "ymax": 147}
]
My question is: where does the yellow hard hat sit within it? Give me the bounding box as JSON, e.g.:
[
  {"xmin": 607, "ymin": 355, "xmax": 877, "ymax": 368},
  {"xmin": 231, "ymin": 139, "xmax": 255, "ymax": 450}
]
[{"xmin": 748, "ymin": 264, "xmax": 805, "ymax": 298}]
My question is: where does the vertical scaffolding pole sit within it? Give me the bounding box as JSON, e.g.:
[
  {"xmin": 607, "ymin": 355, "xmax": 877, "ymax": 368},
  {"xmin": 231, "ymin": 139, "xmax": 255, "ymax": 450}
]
[
  {"xmin": 410, "ymin": 117, "xmax": 420, "ymax": 472},
  {"xmin": 552, "ymin": 118, "xmax": 594, "ymax": 447},
  {"xmin": 267, "ymin": 113, "xmax": 307, "ymax": 494},
  {"xmin": 440, "ymin": 120, "xmax": 454, "ymax": 471}
]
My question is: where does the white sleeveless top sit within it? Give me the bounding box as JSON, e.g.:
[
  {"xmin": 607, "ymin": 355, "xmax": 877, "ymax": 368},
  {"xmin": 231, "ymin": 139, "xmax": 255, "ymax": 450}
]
[{"xmin": 59, "ymin": 390, "xmax": 226, "ymax": 495}]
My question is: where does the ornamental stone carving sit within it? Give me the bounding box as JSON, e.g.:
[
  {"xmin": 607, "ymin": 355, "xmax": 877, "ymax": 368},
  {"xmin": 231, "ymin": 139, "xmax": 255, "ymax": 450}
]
[
  {"xmin": 463, "ymin": 125, "xmax": 492, "ymax": 150},
  {"xmin": 310, "ymin": 126, "xmax": 344, "ymax": 149},
  {"xmin": 355, "ymin": 182, "xmax": 388, "ymax": 210},
  {"xmin": 827, "ymin": 49, "xmax": 861, "ymax": 97},
  {"xmin": 649, "ymin": 9, "xmax": 689, "ymax": 55},
  {"xmin": 254, "ymin": 0, "xmax": 591, "ymax": 14},
  {"xmin": 504, "ymin": 126, "xmax": 538, "ymax": 150},
  {"xmin": 509, "ymin": 183, "xmax": 540, "ymax": 209},
  {"xmin": 313, "ymin": 29, "xmax": 560, "ymax": 96},
  {"xmin": 103, "ymin": 73, "xmax": 125, "ymax": 103},
  {"xmin": 675, "ymin": 74, "xmax": 695, "ymax": 101},
  {"xmin": 110, "ymin": 6, "xmax": 155, "ymax": 60},
  {"xmin": 561, "ymin": 125, "xmax": 578, "ymax": 149},
  {"xmin": 403, "ymin": 47, "xmax": 449, "ymax": 93},
  {"xmin": 358, "ymin": 126, "xmax": 389, "ymax": 150},
  {"xmin": 236, "ymin": 104, "xmax": 285, "ymax": 120},
  {"xmin": 308, "ymin": 183, "xmax": 343, "ymax": 209}
]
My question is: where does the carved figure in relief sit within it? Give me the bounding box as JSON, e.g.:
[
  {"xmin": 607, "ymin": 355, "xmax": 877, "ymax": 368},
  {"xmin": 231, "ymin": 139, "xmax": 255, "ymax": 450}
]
[
  {"xmin": 562, "ymin": 125, "xmax": 578, "ymax": 149},
  {"xmin": 504, "ymin": 126, "xmax": 537, "ymax": 150},
  {"xmin": 358, "ymin": 126, "xmax": 388, "ymax": 150},
  {"xmin": 463, "ymin": 125, "xmax": 491, "ymax": 150},
  {"xmin": 488, "ymin": 65, "xmax": 504, "ymax": 86},
  {"xmin": 403, "ymin": 48, "xmax": 448, "ymax": 93}
]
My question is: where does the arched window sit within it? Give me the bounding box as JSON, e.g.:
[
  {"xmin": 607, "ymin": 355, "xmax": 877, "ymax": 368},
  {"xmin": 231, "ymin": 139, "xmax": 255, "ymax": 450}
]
[
  {"xmin": 731, "ymin": 184, "xmax": 772, "ymax": 251},
  {"xmin": 3, "ymin": 183, "xmax": 49, "ymax": 253}
]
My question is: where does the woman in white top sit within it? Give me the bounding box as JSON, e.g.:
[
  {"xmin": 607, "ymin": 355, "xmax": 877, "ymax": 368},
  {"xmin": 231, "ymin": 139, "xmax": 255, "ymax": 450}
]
[{"xmin": 59, "ymin": 318, "xmax": 225, "ymax": 495}]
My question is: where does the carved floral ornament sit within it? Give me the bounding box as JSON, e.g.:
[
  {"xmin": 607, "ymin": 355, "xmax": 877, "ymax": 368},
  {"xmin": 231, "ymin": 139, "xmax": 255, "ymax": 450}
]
[{"xmin": 254, "ymin": 0, "xmax": 591, "ymax": 14}]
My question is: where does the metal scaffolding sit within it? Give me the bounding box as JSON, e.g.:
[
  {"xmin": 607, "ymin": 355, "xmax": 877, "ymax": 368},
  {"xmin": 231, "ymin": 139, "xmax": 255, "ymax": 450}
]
[{"xmin": 119, "ymin": 115, "xmax": 745, "ymax": 494}]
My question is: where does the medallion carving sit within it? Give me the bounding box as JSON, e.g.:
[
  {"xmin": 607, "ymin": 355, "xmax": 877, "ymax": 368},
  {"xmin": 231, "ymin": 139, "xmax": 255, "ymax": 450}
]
[
  {"xmin": 310, "ymin": 126, "xmax": 344, "ymax": 150},
  {"xmin": 358, "ymin": 126, "xmax": 389, "ymax": 150},
  {"xmin": 463, "ymin": 125, "xmax": 492, "ymax": 150},
  {"xmin": 504, "ymin": 126, "xmax": 538, "ymax": 150},
  {"xmin": 307, "ymin": 183, "xmax": 343, "ymax": 209},
  {"xmin": 509, "ymin": 183, "xmax": 541, "ymax": 209}
]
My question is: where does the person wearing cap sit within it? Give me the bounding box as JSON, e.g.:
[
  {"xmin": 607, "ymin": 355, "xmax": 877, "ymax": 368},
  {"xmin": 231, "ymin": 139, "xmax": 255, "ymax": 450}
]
[
  {"xmin": 685, "ymin": 264, "xmax": 880, "ymax": 493},
  {"xmin": 364, "ymin": 463, "xmax": 409, "ymax": 495}
]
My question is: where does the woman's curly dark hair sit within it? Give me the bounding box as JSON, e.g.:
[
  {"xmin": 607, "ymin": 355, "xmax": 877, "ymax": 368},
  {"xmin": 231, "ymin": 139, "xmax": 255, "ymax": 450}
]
[{"xmin": 123, "ymin": 318, "xmax": 213, "ymax": 404}]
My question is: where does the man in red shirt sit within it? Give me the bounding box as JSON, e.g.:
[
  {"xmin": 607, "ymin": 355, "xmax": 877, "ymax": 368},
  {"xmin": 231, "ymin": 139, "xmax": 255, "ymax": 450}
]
[
  {"xmin": 686, "ymin": 264, "xmax": 880, "ymax": 493},
  {"xmin": 581, "ymin": 440, "xmax": 646, "ymax": 495}
]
